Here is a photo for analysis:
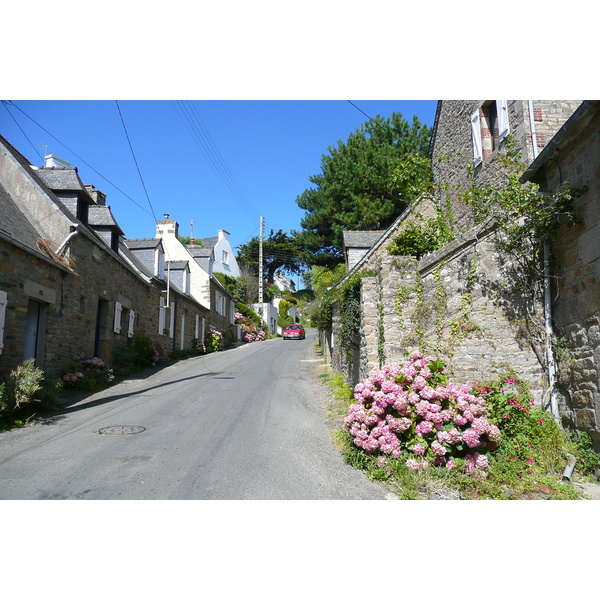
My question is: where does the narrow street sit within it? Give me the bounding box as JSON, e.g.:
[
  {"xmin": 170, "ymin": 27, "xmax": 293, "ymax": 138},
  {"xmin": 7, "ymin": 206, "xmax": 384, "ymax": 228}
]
[{"xmin": 0, "ymin": 330, "xmax": 389, "ymax": 500}]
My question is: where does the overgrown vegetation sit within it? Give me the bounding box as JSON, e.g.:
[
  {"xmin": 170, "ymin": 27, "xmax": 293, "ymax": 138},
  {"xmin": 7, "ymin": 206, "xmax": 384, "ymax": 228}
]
[{"xmin": 388, "ymin": 214, "xmax": 453, "ymax": 260}]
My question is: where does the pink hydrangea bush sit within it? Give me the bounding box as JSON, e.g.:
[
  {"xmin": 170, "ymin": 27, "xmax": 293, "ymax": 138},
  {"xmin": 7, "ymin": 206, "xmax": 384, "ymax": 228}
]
[
  {"xmin": 243, "ymin": 325, "xmax": 266, "ymax": 343},
  {"xmin": 343, "ymin": 351, "xmax": 500, "ymax": 476}
]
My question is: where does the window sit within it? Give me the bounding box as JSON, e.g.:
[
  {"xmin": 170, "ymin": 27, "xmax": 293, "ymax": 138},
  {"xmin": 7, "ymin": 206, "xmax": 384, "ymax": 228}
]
[
  {"xmin": 0, "ymin": 290, "xmax": 7, "ymax": 355},
  {"xmin": 222, "ymin": 250, "xmax": 229, "ymax": 265},
  {"xmin": 471, "ymin": 100, "xmax": 509, "ymax": 164}
]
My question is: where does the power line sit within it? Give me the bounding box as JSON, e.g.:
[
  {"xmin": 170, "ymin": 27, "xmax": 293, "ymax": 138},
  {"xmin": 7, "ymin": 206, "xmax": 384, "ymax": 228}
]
[
  {"xmin": 1, "ymin": 101, "xmax": 42, "ymax": 161},
  {"xmin": 347, "ymin": 100, "xmax": 374, "ymax": 122},
  {"xmin": 173, "ymin": 100, "xmax": 259, "ymax": 221},
  {"xmin": 115, "ymin": 100, "xmax": 158, "ymax": 222},
  {"xmin": 1, "ymin": 100, "xmax": 155, "ymax": 218}
]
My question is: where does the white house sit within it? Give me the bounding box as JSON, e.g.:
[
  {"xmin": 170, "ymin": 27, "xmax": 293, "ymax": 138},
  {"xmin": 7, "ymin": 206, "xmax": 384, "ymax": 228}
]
[{"xmin": 197, "ymin": 229, "xmax": 240, "ymax": 278}]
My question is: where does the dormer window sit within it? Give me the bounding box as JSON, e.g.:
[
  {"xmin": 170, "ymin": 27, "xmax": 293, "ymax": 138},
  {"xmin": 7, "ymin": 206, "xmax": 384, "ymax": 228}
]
[{"xmin": 77, "ymin": 198, "xmax": 89, "ymax": 225}]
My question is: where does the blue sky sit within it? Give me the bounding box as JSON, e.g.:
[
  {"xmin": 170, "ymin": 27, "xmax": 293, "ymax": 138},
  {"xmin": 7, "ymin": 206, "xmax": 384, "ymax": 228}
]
[{"xmin": 1, "ymin": 100, "xmax": 438, "ymax": 251}]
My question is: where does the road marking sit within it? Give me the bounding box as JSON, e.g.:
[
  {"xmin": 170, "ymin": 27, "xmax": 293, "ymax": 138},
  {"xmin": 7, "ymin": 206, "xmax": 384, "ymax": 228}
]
[{"xmin": 301, "ymin": 359, "xmax": 324, "ymax": 363}]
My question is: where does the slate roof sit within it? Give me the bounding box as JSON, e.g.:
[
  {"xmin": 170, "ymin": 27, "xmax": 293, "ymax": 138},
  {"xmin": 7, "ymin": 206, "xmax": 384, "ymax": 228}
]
[
  {"xmin": 125, "ymin": 238, "xmax": 163, "ymax": 250},
  {"xmin": 199, "ymin": 236, "xmax": 218, "ymax": 248},
  {"xmin": 88, "ymin": 205, "xmax": 124, "ymax": 234},
  {"xmin": 0, "ymin": 179, "xmax": 44, "ymax": 254},
  {"xmin": 343, "ymin": 230, "xmax": 386, "ymax": 249},
  {"xmin": 188, "ymin": 246, "xmax": 213, "ymax": 258},
  {"xmin": 34, "ymin": 168, "xmax": 93, "ymax": 203},
  {"xmin": 168, "ymin": 260, "xmax": 190, "ymax": 270},
  {"xmin": 117, "ymin": 239, "xmax": 154, "ymax": 280}
]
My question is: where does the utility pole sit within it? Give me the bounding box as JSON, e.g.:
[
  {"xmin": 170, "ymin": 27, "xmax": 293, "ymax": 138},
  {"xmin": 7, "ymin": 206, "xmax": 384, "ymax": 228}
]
[{"xmin": 258, "ymin": 216, "xmax": 264, "ymax": 304}]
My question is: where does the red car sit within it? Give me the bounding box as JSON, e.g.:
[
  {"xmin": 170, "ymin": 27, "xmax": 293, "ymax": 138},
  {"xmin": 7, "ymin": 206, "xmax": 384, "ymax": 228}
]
[{"xmin": 283, "ymin": 323, "xmax": 305, "ymax": 340}]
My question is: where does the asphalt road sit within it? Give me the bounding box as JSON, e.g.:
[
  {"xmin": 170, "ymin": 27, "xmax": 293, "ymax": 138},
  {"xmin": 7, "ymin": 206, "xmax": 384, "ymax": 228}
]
[{"xmin": 0, "ymin": 329, "xmax": 389, "ymax": 500}]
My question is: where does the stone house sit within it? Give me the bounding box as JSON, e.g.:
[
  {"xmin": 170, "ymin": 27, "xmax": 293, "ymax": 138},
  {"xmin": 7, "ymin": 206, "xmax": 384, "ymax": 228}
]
[
  {"xmin": 323, "ymin": 100, "xmax": 600, "ymax": 445},
  {"xmin": 0, "ymin": 134, "xmax": 236, "ymax": 381},
  {"xmin": 520, "ymin": 100, "xmax": 600, "ymax": 443}
]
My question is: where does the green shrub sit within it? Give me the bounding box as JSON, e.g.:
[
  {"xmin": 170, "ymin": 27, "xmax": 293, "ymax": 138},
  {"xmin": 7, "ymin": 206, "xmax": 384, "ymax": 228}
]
[
  {"xmin": 235, "ymin": 302, "xmax": 261, "ymax": 326},
  {"xmin": 112, "ymin": 333, "xmax": 161, "ymax": 375},
  {"xmin": 10, "ymin": 358, "xmax": 44, "ymax": 410}
]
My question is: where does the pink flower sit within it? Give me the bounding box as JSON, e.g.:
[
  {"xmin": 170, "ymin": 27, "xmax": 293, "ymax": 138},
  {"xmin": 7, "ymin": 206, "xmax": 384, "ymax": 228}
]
[
  {"xmin": 487, "ymin": 424, "xmax": 501, "ymax": 442},
  {"xmin": 420, "ymin": 385, "xmax": 437, "ymax": 400},
  {"xmin": 415, "ymin": 420, "xmax": 433, "ymax": 436},
  {"xmin": 411, "ymin": 376, "xmax": 427, "ymax": 391},
  {"xmin": 409, "ymin": 443, "xmax": 424, "ymax": 455},
  {"xmin": 431, "ymin": 440, "xmax": 447, "ymax": 456},
  {"xmin": 406, "ymin": 459, "xmax": 421, "ymax": 471},
  {"xmin": 462, "ymin": 428, "xmax": 481, "ymax": 448}
]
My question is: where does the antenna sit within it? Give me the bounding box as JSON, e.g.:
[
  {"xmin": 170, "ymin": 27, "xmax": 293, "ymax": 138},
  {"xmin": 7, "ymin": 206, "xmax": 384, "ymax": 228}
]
[
  {"xmin": 190, "ymin": 220, "xmax": 194, "ymax": 238},
  {"xmin": 37, "ymin": 141, "xmax": 48, "ymax": 161}
]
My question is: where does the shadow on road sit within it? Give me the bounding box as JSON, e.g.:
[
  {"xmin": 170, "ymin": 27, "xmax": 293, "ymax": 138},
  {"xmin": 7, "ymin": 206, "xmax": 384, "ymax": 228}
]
[{"xmin": 58, "ymin": 368, "xmax": 223, "ymax": 415}]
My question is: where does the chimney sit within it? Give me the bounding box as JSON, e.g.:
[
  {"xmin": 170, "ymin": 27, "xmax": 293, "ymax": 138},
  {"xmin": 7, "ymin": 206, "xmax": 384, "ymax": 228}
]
[
  {"xmin": 85, "ymin": 185, "xmax": 106, "ymax": 205},
  {"xmin": 218, "ymin": 229, "xmax": 230, "ymax": 242},
  {"xmin": 156, "ymin": 214, "xmax": 179, "ymax": 238},
  {"xmin": 44, "ymin": 154, "xmax": 71, "ymax": 168}
]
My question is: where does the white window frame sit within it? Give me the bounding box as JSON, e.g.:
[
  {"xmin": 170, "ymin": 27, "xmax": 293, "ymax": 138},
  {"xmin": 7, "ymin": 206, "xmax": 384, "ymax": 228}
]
[
  {"xmin": 222, "ymin": 250, "xmax": 229, "ymax": 265},
  {"xmin": 0, "ymin": 290, "xmax": 7, "ymax": 355},
  {"xmin": 114, "ymin": 301, "xmax": 123, "ymax": 334}
]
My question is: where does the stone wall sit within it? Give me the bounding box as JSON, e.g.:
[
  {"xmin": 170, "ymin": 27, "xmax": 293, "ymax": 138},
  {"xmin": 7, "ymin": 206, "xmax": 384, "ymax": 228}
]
[{"xmin": 353, "ymin": 228, "xmax": 546, "ymax": 400}]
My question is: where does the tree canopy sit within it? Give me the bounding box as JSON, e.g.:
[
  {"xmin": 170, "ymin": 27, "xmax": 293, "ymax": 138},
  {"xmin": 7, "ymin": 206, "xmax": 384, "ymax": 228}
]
[
  {"xmin": 296, "ymin": 112, "xmax": 432, "ymax": 266},
  {"xmin": 236, "ymin": 229, "xmax": 308, "ymax": 284}
]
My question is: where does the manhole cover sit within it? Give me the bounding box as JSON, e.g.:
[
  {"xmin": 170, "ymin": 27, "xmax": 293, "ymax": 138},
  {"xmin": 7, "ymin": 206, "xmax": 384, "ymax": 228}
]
[{"xmin": 98, "ymin": 426, "xmax": 146, "ymax": 435}]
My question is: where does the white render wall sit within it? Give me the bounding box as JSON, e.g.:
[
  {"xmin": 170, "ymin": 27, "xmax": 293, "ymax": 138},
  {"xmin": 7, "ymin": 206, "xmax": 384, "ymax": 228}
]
[
  {"xmin": 211, "ymin": 230, "xmax": 240, "ymax": 278},
  {"xmin": 156, "ymin": 218, "xmax": 211, "ymax": 309}
]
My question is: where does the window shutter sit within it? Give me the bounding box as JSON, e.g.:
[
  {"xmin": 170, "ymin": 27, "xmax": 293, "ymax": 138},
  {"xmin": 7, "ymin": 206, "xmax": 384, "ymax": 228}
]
[
  {"xmin": 195, "ymin": 314, "xmax": 199, "ymax": 338},
  {"xmin": 159, "ymin": 297, "xmax": 166, "ymax": 334},
  {"xmin": 128, "ymin": 310, "xmax": 135, "ymax": 338},
  {"xmin": 169, "ymin": 302, "xmax": 175, "ymax": 338},
  {"xmin": 497, "ymin": 100, "xmax": 509, "ymax": 142},
  {"xmin": 114, "ymin": 301, "xmax": 122, "ymax": 334},
  {"xmin": 471, "ymin": 110, "xmax": 483, "ymax": 165},
  {"xmin": 0, "ymin": 290, "xmax": 7, "ymax": 354}
]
